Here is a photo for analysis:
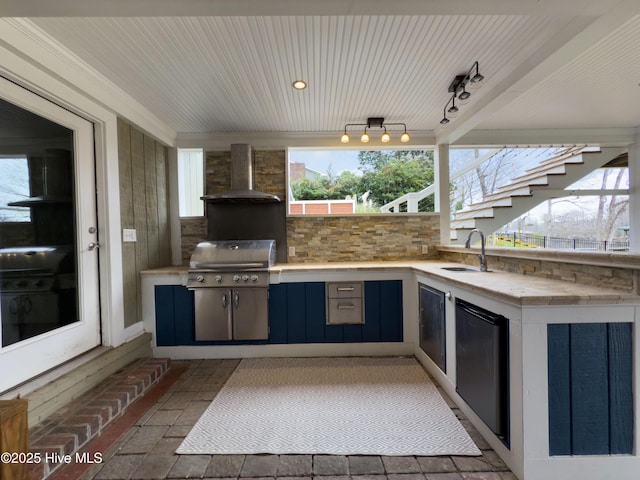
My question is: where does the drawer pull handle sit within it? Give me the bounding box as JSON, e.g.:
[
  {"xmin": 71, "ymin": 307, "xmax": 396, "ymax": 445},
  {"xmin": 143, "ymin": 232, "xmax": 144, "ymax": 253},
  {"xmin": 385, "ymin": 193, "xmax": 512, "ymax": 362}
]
[
  {"xmin": 337, "ymin": 305, "xmax": 356, "ymax": 310},
  {"xmin": 337, "ymin": 287, "xmax": 355, "ymax": 292}
]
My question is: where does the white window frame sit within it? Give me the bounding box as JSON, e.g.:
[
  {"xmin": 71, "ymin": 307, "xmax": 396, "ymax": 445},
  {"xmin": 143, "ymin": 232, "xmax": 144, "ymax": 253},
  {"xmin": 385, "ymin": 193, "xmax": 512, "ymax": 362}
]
[{"xmin": 177, "ymin": 148, "xmax": 204, "ymax": 217}]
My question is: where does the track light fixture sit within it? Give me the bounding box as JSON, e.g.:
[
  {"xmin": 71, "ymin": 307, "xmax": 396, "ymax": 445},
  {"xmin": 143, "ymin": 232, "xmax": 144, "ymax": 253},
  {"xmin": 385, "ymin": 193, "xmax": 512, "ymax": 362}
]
[
  {"xmin": 439, "ymin": 104, "xmax": 450, "ymax": 125},
  {"xmin": 341, "ymin": 117, "xmax": 410, "ymax": 144},
  {"xmin": 447, "ymin": 96, "xmax": 459, "ymax": 116},
  {"xmin": 440, "ymin": 61, "xmax": 485, "ymax": 126}
]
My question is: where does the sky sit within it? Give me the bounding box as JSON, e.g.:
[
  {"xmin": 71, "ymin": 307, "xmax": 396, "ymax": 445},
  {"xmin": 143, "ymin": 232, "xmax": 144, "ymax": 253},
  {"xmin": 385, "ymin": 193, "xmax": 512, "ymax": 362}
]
[{"xmin": 288, "ymin": 149, "xmax": 361, "ymax": 175}]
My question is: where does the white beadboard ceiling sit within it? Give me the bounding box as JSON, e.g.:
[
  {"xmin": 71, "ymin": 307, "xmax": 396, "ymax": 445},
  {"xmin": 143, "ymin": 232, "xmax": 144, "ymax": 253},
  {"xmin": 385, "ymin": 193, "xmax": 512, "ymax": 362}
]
[{"xmin": 9, "ymin": 0, "xmax": 639, "ymax": 145}]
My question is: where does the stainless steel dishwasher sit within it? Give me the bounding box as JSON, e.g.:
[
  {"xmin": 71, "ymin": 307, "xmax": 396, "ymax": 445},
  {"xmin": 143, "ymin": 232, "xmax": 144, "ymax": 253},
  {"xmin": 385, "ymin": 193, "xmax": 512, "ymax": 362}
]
[{"xmin": 455, "ymin": 298, "xmax": 509, "ymax": 443}]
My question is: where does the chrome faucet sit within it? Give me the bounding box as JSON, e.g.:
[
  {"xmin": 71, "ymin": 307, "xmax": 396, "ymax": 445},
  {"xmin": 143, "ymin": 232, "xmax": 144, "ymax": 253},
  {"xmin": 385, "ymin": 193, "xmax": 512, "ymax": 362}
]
[{"xmin": 465, "ymin": 229, "xmax": 488, "ymax": 272}]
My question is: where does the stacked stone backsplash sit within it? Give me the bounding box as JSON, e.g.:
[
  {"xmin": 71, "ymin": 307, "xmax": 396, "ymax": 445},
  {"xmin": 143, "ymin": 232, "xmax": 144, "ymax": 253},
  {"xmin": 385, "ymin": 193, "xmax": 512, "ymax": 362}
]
[
  {"xmin": 181, "ymin": 217, "xmax": 207, "ymax": 264},
  {"xmin": 180, "ymin": 148, "xmax": 441, "ymax": 263},
  {"xmin": 206, "ymin": 149, "xmax": 286, "ymax": 199},
  {"xmin": 439, "ymin": 250, "xmax": 637, "ymax": 293},
  {"xmin": 287, "ymin": 214, "xmax": 440, "ymax": 262}
]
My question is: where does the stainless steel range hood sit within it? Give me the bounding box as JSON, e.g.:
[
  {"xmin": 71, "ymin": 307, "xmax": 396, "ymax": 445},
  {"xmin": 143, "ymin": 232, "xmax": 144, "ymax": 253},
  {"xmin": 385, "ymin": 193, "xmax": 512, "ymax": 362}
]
[{"xmin": 201, "ymin": 144, "xmax": 280, "ymax": 204}]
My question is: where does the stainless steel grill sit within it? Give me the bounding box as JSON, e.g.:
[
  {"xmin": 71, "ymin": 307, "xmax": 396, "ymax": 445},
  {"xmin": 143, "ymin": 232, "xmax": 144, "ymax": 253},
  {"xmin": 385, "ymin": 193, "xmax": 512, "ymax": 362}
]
[
  {"xmin": 186, "ymin": 240, "xmax": 275, "ymax": 341},
  {"xmin": 0, "ymin": 246, "xmax": 75, "ymax": 346}
]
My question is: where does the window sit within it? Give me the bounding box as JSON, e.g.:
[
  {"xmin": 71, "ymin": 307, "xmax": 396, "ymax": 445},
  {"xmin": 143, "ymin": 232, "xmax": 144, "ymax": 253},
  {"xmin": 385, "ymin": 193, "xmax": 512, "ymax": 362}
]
[
  {"xmin": 288, "ymin": 148, "xmax": 435, "ymax": 215},
  {"xmin": 0, "ymin": 156, "xmax": 31, "ymax": 222},
  {"xmin": 177, "ymin": 148, "xmax": 204, "ymax": 217}
]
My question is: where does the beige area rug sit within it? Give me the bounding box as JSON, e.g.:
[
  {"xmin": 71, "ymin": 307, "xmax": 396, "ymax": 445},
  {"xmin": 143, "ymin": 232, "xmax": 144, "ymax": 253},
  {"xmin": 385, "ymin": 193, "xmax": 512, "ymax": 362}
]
[{"xmin": 176, "ymin": 357, "xmax": 481, "ymax": 456}]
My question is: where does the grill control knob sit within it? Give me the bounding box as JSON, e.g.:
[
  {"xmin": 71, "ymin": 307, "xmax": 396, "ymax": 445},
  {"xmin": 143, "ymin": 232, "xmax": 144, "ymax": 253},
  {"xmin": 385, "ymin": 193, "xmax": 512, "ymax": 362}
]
[
  {"xmin": 250, "ymin": 275, "xmax": 259, "ymax": 283},
  {"xmin": 233, "ymin": 275, "xmax": 240, "ymax": 282},
  {"xmin": 196, "ymin": 275, "xmax": 205, "ymax": 283},
  {"xmin": 32, "ymin": 280, "xmax": 44, "ymax": 288},
  {"xmin": 242, "ymin": 275, "xmax": 249, "ymax": 282},
  {"xmin": 215, "ymin": 275, "xmax": 223, "ymax": 284}
]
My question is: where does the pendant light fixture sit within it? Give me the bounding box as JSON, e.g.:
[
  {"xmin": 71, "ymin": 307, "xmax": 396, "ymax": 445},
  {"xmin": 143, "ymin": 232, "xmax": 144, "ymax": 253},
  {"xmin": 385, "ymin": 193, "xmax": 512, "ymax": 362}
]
[{"xmin": 340, "ymin": 117, "xmax": 411, "ymax": 144}]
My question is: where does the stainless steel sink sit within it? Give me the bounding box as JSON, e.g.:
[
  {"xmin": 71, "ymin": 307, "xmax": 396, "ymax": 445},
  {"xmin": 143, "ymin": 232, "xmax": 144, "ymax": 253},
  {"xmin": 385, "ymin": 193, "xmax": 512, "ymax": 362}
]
[{"xmin": 441, "ymin": 266, "xmax": 477, "ymax": 272}]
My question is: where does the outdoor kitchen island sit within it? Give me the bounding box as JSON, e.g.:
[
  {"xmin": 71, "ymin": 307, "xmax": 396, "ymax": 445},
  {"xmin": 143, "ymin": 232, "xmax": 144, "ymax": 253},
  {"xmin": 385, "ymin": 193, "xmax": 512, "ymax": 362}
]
[{"xmin": 141, "ymin": 260, "xmax": 640, "ymax": 480}]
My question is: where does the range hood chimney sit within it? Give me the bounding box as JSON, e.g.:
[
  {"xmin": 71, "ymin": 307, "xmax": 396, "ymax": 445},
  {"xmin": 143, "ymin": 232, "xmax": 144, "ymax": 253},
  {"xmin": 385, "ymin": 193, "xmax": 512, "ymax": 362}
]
[{"xmin": 202, "ymin": 144, "xmax": 281, "ymax": 204}]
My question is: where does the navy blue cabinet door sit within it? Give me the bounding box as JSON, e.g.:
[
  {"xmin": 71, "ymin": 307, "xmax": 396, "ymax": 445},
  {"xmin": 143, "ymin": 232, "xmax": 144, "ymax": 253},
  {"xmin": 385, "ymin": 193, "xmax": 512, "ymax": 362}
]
[
  {"xmin": 155, "ymin": 285, "xmax": 194, "ymax": 346},
  {"xmin": 155, "ymin": 280, "xmax": 403, "ymax": 346},
  {"xmin": 267, "ymin": 280, "xmax": 403, "ymax": 344}
]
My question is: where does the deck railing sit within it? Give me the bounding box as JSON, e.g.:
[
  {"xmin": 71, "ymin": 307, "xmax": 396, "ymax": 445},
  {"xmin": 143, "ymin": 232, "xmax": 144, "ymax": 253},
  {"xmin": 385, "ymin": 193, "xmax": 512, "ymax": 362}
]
[{"xmin": 491, "ymin": 231, "xmax": 629, "ymax": 252}]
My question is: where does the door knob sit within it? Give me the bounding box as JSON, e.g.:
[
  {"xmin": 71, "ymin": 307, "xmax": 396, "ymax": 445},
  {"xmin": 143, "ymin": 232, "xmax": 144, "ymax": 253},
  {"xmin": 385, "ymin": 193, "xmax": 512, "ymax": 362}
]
[{"xmin": 88, "ymin": 242, "xmax": 100, "ymax": 251}]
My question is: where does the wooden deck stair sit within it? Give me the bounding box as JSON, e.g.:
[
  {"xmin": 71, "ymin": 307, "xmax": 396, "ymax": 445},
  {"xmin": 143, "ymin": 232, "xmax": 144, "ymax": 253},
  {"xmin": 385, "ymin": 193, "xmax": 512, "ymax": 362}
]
[{"xmin": 450, "ymin": 146, "xmax": 626, "ymax": 243}]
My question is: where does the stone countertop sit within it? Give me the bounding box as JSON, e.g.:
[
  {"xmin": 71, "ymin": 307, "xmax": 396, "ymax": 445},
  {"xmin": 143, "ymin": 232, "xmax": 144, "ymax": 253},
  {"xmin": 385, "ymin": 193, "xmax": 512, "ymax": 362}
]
[{"xmin": 141, "ymin": 261, "xmax": 640, "ymax": 306}]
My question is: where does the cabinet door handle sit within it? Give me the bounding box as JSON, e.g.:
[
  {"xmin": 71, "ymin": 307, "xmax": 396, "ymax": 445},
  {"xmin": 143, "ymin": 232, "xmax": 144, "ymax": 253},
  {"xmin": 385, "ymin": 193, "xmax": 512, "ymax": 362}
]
[
  {"xmin": 337, "ymin": 304, "xmax": 356, "ymax": 310},
  {"xmin": 234, "ymin": 292, "xmax": 240, "ymax": 308},
  {"xmin": 221, "ymin": 293, "xmax": 228, "ymax": 308},
  {"xmin": 337, "ymin": 287, "xmax": 355, "ymax": 292}
]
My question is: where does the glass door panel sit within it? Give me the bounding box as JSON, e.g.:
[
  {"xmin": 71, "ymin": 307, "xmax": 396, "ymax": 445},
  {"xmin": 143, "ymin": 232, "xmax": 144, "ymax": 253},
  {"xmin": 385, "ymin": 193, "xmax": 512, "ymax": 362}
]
[{"xmin": 0, "ymin": 78, "xmax": 100, "ymax": 392}]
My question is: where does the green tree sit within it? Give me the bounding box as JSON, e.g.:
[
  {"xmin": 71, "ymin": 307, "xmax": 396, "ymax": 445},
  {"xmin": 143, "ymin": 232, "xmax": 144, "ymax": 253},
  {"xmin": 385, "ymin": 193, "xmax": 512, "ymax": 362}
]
[
  {"xmin": 333, "ymin": 170, "xmax": 361, "ymax": 199},
  {"xmin": 358, "ymin": 150, "xmax": 433, "ymax": 172},
  {"xmin": 291, "ymin": 170, "xmax": 362, "ymax": 201},
  {"xmin": 291, "ymin": 177, "xmax": 337, "ymax": 200},
  {"xmin": 357, "ymin": 150, "xmax": 434, "ymax": 208},
  {"xmin": 292, "ymin": 150, "xmax": 435, "ymax": 211}
]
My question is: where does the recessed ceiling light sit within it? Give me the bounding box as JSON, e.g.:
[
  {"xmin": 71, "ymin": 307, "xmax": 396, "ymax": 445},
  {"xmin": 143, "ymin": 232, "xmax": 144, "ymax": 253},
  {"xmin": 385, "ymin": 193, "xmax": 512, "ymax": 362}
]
[{"xmin": 292, "ymin": 80, "xmax": 307, "ymax": 90}]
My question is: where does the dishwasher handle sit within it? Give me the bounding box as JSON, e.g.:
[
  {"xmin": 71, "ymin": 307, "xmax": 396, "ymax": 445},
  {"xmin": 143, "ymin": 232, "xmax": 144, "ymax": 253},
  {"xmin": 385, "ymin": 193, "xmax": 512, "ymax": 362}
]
[{"xmin": 456, "ymin": 299, "xmax": 505, "ymax": 325}]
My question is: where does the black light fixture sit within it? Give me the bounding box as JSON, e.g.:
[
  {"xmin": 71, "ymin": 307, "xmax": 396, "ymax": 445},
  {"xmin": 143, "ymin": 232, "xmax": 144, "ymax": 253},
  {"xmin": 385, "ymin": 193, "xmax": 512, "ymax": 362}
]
[
  {"xmin": 469, "ymin": 62, "xmax": 485, "ymax": 86},
  {"xmin": 440, "ymin": 104, "xmax": 451, "ymax": 125},
  {"xmin": 341, "ymin": 117, "xmax": 410, "ymax": 144},
  {"xmin": 447, "ymin": 96, "xmax": 459, "ymax": 116},
  {"xmin": 458, "ymin": 84, "xmax": 471, "ymax": 102},
  {"xmin": 440, "ymin": 61, "xmax": 485, "ymax": 126}
]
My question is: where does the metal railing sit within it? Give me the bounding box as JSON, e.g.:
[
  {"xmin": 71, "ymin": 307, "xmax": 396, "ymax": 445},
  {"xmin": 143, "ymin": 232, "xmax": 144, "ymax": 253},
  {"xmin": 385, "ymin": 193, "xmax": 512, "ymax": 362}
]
[{"xmin": 491, "ymin": 231, "xmax": 629, "ymax": 252}]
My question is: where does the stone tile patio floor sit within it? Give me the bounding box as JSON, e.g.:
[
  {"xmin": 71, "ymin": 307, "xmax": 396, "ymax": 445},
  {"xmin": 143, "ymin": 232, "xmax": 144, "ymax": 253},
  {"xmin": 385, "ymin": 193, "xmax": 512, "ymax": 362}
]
[{"xmin": 77, "ymin": 359, "xmax": 517, "ymax": 480}]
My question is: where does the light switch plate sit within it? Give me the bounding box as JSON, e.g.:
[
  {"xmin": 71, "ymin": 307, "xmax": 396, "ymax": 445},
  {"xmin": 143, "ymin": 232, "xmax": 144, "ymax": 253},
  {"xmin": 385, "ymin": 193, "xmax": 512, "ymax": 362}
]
[
  {"xmin": 289, "ymin": 246, "xmax": 296, "ymax": 257},
  {"xmin": 422, "ymin": 245, "xmax": 429, "ymax": 254},
  {"xmin": 123, "ymin": 229, "xmax": 137, "ymax": 242}
]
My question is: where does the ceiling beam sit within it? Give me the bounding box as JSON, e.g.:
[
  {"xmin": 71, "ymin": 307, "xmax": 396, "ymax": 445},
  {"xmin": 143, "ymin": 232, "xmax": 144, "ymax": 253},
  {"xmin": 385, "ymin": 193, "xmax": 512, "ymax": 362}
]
[
  {"xmin": 0, "ymin": 0, "xmax": 622, "ymax": 17},
  {"xmin": 176, "ymin": 131, "xmax": 437, "ymax": 150},
  {"xmin": 436, "ymin": 0, "xmax": 640, "ymax": 145},
  {"xmin": 455, "ymin": 128, "xmax": 637, "ymax": 148}
]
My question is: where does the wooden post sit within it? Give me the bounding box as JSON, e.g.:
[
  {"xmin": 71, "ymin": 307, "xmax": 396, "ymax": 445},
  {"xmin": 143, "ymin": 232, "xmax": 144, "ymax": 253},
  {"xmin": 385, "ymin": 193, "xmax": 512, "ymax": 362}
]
[{"xmin": 0, "ymin": 399, "xmax": 28, "ymax": 480}]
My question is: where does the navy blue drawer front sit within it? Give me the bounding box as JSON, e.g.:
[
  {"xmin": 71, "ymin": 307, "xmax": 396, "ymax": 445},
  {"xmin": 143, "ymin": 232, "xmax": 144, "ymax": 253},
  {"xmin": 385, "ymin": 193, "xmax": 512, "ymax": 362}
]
[
  {"xmin": 548, "ymin": 323, "xmax": 633, "ymax": 456},
  {"xmin": 155, "ymin": 281, "xmax": 403, "ymax": 346}
]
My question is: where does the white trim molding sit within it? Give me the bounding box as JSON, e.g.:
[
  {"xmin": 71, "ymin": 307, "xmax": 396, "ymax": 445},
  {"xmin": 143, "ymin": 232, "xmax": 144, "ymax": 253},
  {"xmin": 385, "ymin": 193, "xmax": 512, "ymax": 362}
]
[
  {"xmin": 629, "ymin": 130, "xmax": 640, "ymax": 253},
  {"xmin": 0, "ymin": 18, "xmax": 176, "ymax": 147},
  {"xmin": 0, "ymin": 21, "xmax": 137, "ymax": 349}
]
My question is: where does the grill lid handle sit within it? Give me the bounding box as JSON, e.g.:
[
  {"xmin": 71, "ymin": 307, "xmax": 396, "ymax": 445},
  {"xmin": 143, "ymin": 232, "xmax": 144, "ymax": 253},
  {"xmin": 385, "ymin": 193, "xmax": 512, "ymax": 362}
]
[{"xmin": 193, "ymin": 262, "xmax": 265, "ymax": 269}]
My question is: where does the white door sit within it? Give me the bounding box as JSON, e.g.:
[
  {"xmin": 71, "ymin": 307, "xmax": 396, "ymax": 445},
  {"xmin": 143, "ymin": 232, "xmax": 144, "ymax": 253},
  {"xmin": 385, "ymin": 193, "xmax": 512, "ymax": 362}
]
[{"xmin": 0, "ymin": 77, "xmax": 101, "ymax": 392}]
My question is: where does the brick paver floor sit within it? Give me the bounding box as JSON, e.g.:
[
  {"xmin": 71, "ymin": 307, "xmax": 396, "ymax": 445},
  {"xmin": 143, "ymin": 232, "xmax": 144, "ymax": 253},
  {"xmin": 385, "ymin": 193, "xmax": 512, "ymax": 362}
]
[{"xmin": 76, "ymin": 359, "xmax": 518, "ymax": 480}]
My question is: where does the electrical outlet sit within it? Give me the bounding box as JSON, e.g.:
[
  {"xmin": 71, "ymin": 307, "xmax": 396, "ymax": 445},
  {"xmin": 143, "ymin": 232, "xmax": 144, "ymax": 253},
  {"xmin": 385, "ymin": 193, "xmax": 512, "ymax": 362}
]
[
  {"xmin": 422, "ymin": 245, "xmax": 429, "ymax": 254},
  {"xmin": 123, "ymin": 229, "xmax": 137, "ymax": 242},
  {"xmin": 289, "ymin": 246, "xmax": 296, "ymax": 257}
]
